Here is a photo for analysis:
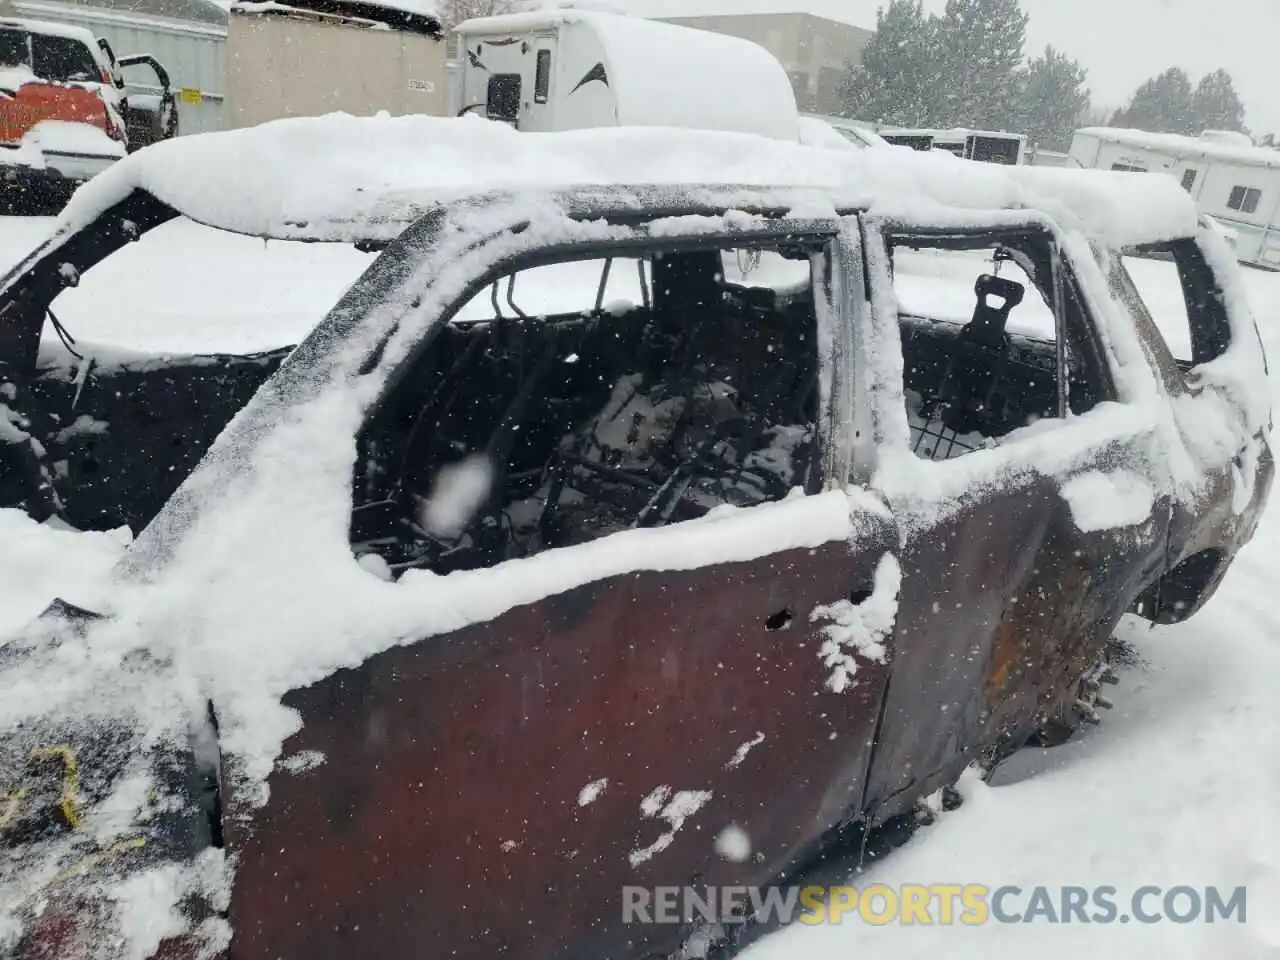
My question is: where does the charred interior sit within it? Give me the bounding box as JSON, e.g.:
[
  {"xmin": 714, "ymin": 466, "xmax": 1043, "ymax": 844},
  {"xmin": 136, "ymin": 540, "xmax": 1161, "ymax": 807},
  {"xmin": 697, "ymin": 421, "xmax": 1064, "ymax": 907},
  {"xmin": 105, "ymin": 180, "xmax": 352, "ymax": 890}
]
[
  {"xmin": 888, "ymin": 228, "xmax": 1113, "ymax": 461},
  {"xmin": 349, "ymin": 244, "xmax": 827, "ymax": 578}
]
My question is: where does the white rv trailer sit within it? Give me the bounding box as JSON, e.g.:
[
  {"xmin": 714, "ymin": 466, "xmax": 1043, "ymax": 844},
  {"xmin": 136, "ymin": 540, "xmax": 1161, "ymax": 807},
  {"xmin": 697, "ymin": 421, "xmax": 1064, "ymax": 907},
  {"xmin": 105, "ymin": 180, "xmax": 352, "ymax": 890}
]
[
  {"xmin": 874, "ymin": 126, "xmax": 1027, "ymax": 165},
  {"xmin": 1068, "ymin": 127, "xmax": 1280, "ymax": 269},
  {"xmin": 451, "ymin": 9, "xmax": 799, "ymax": 141}
]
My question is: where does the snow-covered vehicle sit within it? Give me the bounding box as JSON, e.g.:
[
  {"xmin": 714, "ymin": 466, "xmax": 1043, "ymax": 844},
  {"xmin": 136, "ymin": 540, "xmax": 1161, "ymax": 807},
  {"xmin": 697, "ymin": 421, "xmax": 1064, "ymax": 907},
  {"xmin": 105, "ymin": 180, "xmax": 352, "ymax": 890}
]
[
  {"xmin": 0, "ymin": 115, "xmax": 1272, "ymax": 959},
  {"xmin": 0, "ymin": 14, "xmax": 178, "ymax": 207}
]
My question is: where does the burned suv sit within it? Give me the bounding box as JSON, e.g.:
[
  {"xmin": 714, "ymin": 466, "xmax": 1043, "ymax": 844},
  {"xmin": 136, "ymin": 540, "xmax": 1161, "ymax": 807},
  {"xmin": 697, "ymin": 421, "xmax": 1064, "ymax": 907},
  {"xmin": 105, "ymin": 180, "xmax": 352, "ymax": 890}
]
[{"xmin": 0, "ymin": 119, "xmax": 1271, "ymax": 960}]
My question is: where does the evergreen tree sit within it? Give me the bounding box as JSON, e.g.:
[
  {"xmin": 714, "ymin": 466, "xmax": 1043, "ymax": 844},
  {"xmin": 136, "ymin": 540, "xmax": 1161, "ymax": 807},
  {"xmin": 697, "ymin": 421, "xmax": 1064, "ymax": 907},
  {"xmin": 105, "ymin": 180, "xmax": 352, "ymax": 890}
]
[
  {"xmin": 1191, "ymin": 69, "xmax": 1247, "ymax": 133},
  {"xmin": 1015, "ymin": 45, "xmax": 1089, "ymax": 151},
  {"xmin": 438, "ymin": 0, "xmax": 514, "ymax": 28},
  {"xmin": 1109, "ymin": 68, "xmax": 1195, "ymax": 134},
  {"xmin": 839, "ymin": 0, "xmax": 940, "ymax": 126},
  {"xmin": 933, "ymin": 0, "xmax": 1029, "ymax": 130}
]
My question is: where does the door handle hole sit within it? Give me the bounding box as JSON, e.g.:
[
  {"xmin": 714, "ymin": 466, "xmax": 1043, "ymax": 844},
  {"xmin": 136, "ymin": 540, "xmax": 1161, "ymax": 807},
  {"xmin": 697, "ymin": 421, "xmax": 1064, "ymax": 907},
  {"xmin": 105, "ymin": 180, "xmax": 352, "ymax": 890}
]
[{"xmin": 765, "ymin": 609, "xmax": 793, "ymax": 631}]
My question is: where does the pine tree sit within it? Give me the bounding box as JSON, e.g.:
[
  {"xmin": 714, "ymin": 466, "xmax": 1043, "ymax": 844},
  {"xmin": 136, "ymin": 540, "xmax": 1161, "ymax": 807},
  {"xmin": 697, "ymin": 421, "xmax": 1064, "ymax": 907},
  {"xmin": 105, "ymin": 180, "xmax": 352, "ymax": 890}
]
[
  {"xmin": 1110, "ymin": 68, "xmax": 1195, "ymax": 135},
  {"xmin": 839, "ymin": 0, "xmax": 940, "ymax": 126},
  {"xmin": 933, "ymin": 0, "xmax": 1029, "ymax": 130},
  {"xmin": 438, "ymin": 0, "xmax": 514, "ymax": 28},
  {"xmin": 1191, "ymin": 69, "xmax": 1247, "ymax": 133},
  {"xmin": 1015, "ymin": 45, "xmax": 1089, "ymax": 151}
]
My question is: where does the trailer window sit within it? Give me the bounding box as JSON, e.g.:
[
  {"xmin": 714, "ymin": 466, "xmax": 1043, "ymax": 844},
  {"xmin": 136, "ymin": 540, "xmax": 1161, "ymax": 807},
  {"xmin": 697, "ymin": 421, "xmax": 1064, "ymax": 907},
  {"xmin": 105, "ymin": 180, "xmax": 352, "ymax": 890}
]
[
  {"xmin": 1180, "ymin": 169, "xmax": 1198, "ymax": 192},
  {"xmin": 968, "ymin": 136, "xmax": 1021, "ymax": 165},
  {"xmin": 1227, "ymin": 186, "xmax": 1262, "ymax": 215},
  {"xmin": 487, "ymin": 74, "xmax": 521, "ymax": 124},
  {"xmin": 534, "ymin": 50, "xmax": 551, "ymax": 103}
]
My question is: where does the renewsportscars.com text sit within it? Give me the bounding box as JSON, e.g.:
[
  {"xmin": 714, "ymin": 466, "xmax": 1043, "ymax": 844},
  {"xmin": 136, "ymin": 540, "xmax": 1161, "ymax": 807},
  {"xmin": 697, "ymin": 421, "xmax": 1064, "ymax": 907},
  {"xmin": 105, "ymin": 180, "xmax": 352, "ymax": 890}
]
[{"xmin": 622, "ymin": 884, "xmax": 1248, "ymax": 926}]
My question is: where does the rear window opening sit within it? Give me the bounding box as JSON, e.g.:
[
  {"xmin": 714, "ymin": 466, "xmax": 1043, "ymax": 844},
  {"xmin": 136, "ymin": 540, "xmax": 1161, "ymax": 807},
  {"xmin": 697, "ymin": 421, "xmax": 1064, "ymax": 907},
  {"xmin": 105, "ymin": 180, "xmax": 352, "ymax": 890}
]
[
  {"xmin": 0, "ymin": 29, "xmax": 102, "ymax": 84},
  {"xmin": 5, "ymin": 217, "xmax": 377, "ymax": 532},
  {"xmin": 1111, "ymin": 238, "xmax": 1232, "ymax": 370},
  {"xmin": 31, "ymin": 216, "xmax": 375, "ymax": 357},
  {"xmin": 350, "ymin": 241, "xmax": 825, "ymax": 579},
  {"xmin": 885, "ymin": 229, "xmax": 1112, "ymax": 462}
]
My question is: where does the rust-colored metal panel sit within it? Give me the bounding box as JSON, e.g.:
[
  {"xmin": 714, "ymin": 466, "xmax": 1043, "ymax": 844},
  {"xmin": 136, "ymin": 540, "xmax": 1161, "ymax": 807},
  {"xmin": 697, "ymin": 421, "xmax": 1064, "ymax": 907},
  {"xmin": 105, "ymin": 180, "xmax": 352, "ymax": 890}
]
[
  {"xmin": 865, "ymin": 461, "xmax": 1169, "ymax": 823},
  {"xmin": 224, "ymin": 520, "xmax": 895, "ymax": 960},
  {"xmin": 977, "ymin": 478, "xmax": 1168, "ymax": 744},
  {"xmin": 863, "ymin": 474, "xmax": 1051, "ymax": 821},
  {"xmin": 0, "ymin": 83, "xmax": 111, "ymax": 144}
]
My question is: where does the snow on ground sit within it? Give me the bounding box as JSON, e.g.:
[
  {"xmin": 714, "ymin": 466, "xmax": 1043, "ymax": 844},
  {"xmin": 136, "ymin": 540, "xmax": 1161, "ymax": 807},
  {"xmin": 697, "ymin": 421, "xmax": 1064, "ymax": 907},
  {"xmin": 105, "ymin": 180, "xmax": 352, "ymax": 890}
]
[{"xmin": 0, "ymin": 214, "xmax": 1276, "ymax": 957}]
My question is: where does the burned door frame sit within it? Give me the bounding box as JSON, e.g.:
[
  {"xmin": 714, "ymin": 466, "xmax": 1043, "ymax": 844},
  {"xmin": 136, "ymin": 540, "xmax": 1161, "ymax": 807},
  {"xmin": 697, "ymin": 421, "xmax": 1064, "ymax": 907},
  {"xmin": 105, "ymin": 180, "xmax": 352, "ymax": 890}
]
[
  {"xmin": 852, "ymin": 211, "xmax": 1173, "ymax": 823},
  {"xmin": 1103, "ymin": 223, "xmax": 1275, "ymax": 623},
  {"xmin": 225, "ymin": 213, "xmax": 907, "ymax": 960}
]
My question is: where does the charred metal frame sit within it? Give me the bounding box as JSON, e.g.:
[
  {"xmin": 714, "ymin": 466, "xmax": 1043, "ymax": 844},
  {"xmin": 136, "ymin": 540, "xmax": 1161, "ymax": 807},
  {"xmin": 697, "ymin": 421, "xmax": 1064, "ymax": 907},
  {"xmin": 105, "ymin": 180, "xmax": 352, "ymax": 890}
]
[{"xmin": 0, "ymin": 184, "xmax": 1273, "ymax": 960}]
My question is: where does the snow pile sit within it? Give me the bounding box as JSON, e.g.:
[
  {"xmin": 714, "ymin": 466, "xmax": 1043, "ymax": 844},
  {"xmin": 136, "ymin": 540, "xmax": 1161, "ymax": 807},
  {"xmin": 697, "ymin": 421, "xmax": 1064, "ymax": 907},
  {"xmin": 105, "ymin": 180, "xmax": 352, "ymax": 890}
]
[
  {"xmin": 25, "ymin": 120, "xmax": 125, "ymax": 160},
  {"xmin": 0, "ymin": 120, "xmax": 124, "ymax": 174},
  {"xmin": 810, "ymin": 555, "xmax": 901, "ymax": 694},
  {"xmin": 0, "ymin": 512, "xmax": 128, "ymax": 637},
  {"xmin": 0, "ymin": 63, "xmax": 37, "ymax": 93},
  {"xmin": 43, "ymin": 113, "xmax": 1202, "ymax": 248},
  {"xmin": 798, "ymin": 116, "xmax": 865, "ymax": 152},
  {"xmin": 1060, "ymin": 469, "xmax": 1156, "ymax": 533}
]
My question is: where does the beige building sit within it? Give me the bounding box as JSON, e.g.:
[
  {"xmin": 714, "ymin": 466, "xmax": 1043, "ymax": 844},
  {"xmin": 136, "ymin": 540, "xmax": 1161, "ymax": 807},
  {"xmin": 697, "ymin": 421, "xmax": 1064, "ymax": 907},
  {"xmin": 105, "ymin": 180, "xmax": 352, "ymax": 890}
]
[
  {"xmin": 225, "ymin": 0, "xmax": 449, "ymax": 130},
  {"xmin": 659, "ymin": 13, "xmax": 872, "ymax": 116}
]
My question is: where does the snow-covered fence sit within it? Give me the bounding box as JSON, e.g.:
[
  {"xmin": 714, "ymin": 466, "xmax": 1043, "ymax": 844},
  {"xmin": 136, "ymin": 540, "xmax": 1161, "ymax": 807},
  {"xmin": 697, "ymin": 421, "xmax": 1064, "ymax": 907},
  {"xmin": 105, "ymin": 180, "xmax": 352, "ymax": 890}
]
[{"xmin": 7, "ymin": 0, "xmax": 228, "ymax": 135}]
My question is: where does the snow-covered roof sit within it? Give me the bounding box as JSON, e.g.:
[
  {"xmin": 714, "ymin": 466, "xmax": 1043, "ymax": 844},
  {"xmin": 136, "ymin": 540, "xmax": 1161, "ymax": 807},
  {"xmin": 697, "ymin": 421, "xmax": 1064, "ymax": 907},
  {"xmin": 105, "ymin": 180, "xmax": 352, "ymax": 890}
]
[
  {"xmin": 16, "ymin": 0, "xmax": 229, "ymax": 28},
  {"xmin": 880, "ymin": 127, "xmax": 1027, "ymax": 142},
  {"xmin": 1075, "ymin": 126, "xmax": 1280, "ymax": 170},
  {"xmin": 0, "ymin": 14, "xmax": 99, "ymax": 45},
  {"xmin": 455, "ymin": 10, "xmax": 799, "ymax": 141},
  {"xmin": 231, "ymin": 0, "xmax": 439, "ymax": 34},
  {"xmin": 47, "ymin": 113, "xmax": 1201, "ymax": 249}
]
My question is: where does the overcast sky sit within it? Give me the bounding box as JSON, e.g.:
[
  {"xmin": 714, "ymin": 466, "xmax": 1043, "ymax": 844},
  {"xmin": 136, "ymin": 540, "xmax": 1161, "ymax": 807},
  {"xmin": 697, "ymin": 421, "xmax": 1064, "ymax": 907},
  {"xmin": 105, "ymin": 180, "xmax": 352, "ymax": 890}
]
[{"xmin": 619, "ymin": 0, "xmax": 1280, "ymax": 136}]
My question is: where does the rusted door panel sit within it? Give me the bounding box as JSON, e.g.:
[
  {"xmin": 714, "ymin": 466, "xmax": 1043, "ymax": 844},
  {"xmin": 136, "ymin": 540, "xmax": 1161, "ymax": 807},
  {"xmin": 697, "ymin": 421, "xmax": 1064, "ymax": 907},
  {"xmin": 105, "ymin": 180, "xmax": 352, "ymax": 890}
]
[
  {"xmin": 864, "ymin": 458, "xmax": 1168, "ymax": 826},
  {"xmin": 224, "ymin": 512, "xmax": 897, "ymax": 960},
  {"xmin": 978, "ymin": 476, "xmax": 1169, "ymax": 744},
  {"xmin": 862, "ymin": 473, "xmax": 1051, "ymax": 821}
]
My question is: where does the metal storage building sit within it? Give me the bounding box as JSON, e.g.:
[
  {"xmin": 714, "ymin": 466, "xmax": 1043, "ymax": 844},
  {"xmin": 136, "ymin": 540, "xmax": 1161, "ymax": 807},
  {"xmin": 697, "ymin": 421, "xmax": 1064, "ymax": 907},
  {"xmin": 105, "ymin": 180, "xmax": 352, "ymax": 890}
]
[{"xmin": 4, "ymin": 0, "xmax": 228, "ymax": 134}]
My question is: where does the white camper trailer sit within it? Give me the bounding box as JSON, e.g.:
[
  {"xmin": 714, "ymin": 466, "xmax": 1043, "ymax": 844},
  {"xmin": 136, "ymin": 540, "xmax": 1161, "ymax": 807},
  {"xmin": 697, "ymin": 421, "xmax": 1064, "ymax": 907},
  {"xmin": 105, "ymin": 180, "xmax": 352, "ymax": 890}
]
[
  {"xmin": 452, "ymin": 9, "xmax": 799, "ymax": 141},
  {"xmin": 1068, "ymin": 127, "xmax": 1280, "ymax": 269}
]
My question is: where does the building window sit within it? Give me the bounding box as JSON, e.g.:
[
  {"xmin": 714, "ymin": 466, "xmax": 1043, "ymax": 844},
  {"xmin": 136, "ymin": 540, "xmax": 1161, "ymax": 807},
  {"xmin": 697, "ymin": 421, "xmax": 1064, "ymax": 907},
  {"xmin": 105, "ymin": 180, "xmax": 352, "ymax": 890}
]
[
  {"xmin": 1227, "ymin": 186, "xmax": 1262, "ymax": 214},
  {"xmin": 534, "ymin": 49, "xmax": 551, "ymax": 104},
  {"xmin": 1180, "ymin": 169, "xmax": 1198, "ymax": 191}
]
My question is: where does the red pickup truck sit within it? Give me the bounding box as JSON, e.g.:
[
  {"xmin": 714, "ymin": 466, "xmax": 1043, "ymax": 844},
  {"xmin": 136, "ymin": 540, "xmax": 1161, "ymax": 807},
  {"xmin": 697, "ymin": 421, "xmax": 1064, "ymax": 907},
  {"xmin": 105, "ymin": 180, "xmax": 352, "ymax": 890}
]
[{"xmin": 0, "ymin": 15, "xmax": 178, "ymax": 205}]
